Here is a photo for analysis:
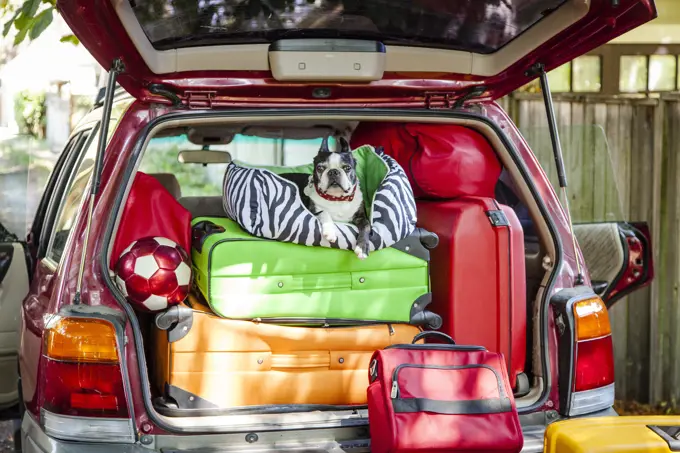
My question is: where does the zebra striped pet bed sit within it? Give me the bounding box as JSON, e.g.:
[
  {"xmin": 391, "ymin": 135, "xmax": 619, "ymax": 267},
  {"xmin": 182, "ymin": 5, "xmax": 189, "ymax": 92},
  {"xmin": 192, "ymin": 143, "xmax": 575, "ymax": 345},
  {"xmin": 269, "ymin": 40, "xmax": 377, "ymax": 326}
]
[{"xmin": 222, "ymin": 145, "xmax": 417, "ymax": 252}]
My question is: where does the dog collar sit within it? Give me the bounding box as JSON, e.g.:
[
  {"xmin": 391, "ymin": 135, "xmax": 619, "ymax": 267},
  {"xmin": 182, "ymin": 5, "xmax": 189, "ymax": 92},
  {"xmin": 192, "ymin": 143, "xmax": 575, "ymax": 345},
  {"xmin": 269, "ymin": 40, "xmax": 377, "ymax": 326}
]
[{"xmin": 315, "ymin": 184, "xmax": 357, "ymax": 202}]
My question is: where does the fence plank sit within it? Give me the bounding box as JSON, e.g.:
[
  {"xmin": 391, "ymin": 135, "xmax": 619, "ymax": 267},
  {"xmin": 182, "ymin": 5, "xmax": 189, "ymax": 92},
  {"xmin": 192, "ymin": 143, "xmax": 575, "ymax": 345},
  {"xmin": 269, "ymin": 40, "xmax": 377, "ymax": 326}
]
[
  {"xmin": 593, "ymin": 103, "xmax": 609, "ymax": 221},
  {"xmin": 665, "ymin": 102, "xmax": 680, "ymax": 405},
  {"xmin": 649, "ymin": 99, "xmax": 666, "ymax": 404},
  {"xmin": 624, "ymin": 104, "xmax": 655, "ymax": 402}
]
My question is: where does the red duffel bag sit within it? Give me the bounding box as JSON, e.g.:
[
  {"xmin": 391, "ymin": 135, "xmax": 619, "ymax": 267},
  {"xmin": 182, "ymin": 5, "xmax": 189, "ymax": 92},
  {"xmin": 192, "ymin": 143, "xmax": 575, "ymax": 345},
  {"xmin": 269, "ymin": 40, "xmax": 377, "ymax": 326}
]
[
  {"xmin": 367, "ymin": 331, "xmax": 523, "ymax": 453},
  {"xmin": 350, "ymin": 122, "xmax": 501, "ymax": 200}
]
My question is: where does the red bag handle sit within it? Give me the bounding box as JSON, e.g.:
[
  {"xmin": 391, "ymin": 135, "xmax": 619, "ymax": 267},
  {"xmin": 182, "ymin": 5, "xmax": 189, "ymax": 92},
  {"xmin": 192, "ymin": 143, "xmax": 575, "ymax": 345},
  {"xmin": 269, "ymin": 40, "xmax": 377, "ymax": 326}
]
[{"xmin": 412, "ymin": 331, "xmax": 456, "ymax": 344}]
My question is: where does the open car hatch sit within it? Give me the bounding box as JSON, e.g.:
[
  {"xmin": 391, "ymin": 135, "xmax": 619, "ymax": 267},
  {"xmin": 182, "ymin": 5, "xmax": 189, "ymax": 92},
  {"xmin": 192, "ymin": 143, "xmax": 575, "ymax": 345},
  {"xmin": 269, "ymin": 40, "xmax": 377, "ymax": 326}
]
[{"xmin": 58, "ymin": 0, "xmax": 656, "ymax": 106}]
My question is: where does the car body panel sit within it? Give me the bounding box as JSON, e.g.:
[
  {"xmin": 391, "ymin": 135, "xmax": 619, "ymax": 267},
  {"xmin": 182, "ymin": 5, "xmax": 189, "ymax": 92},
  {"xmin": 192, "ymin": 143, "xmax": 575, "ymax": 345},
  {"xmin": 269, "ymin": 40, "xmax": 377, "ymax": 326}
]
[{"xmin": 574, "ymin": 222, "xmax": 654, "ymax": 308}]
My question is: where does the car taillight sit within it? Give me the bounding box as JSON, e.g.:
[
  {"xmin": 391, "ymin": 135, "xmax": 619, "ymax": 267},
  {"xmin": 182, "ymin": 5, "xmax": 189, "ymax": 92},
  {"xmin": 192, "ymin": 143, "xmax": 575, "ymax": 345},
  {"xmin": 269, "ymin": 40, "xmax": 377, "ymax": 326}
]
[
  {"xmin": 573, "ymin": 298, "xmax": 614, "ymax": 392},
  {"xmin": 553, "ymin": 293, "xmax": 615, "ymax": 417},
  {"xmin": 41, "ymin": 316, "xmax": 135, "ymax": 443}
]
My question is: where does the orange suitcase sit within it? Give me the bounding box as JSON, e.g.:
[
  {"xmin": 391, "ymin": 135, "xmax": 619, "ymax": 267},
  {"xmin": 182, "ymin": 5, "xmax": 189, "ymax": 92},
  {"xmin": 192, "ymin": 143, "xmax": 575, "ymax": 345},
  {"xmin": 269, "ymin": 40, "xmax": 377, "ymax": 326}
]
[{"xmin": 153, "ymin": 295, "xmax": 421, "ymax": 411}]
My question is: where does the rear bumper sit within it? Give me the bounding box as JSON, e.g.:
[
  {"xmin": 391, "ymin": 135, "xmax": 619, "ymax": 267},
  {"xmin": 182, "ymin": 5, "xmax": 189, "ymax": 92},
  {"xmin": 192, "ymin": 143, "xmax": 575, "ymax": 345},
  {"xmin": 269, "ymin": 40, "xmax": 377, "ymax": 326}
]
[{"xmin": 22, "ymin": 408, "xmax": 619, "ymax": 453}]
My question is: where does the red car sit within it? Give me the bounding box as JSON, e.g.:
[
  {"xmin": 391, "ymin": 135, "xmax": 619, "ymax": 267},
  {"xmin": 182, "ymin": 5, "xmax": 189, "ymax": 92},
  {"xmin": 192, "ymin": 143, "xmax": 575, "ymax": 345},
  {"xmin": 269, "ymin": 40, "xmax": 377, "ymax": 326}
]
[{"xmin": 0, "ymin": 0, "xmax": 657, "ymax": 451}]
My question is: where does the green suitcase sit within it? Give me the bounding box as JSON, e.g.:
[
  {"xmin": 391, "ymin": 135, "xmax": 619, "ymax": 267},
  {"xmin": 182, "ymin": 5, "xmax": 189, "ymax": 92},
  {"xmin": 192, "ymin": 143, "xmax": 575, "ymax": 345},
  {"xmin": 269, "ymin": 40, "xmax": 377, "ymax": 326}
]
[{"xmin": 190, "ymin": 217, "xmax": 441, "ymax": 327}]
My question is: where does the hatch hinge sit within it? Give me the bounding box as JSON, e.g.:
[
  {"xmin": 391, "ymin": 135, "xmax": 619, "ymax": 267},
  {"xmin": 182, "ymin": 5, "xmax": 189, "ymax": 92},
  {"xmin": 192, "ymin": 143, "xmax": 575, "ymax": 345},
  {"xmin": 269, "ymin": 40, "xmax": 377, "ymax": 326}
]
[
  {"xmin": 425, "ymin": 86, "xmax": 486, "ymax": 110},
  {"xmin": 453, "ymin": 85, "xmax": 487, "ymax": 109},
  {"xmin": 184, "ymin": 90, "xmax": 217, "ymax": 109},
  {"xmin": 425, "ymin": 92, "xmax": 454, "ymax": 110}
]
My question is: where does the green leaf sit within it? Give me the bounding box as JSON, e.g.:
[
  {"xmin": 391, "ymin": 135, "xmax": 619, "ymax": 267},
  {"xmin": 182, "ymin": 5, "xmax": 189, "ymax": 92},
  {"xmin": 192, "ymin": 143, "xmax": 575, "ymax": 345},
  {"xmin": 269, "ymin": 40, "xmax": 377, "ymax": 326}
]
[
  {"xmin": 28, "ymin": 7, "xmax": 51, "ymax": 40},
  {"xmin": 14, "ymin": 13, "xmax": 31, "ymax": 30},
  {"xmin": 60, "ymin": 33, "xmax": 79, "ymax": 45},
  {"xmin": 14, "ymin": 0, "xmax": 41, "ymax": 31},
  {"xmin": 3, "ymin": 9, "xmax": 21, "ymax": 37},
  {"xmin": 12, "ymin": 21, "xmax": 28, "ymax": 46},
  {"xmin": 21, "ymin": 0, "xmax": 40, "ymax": 17}
]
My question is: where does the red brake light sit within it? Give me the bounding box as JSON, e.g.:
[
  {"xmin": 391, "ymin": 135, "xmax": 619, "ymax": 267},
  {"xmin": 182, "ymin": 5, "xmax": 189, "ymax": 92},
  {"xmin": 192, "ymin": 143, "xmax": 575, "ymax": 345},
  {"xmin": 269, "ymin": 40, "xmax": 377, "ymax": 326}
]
[
  {"xmin": 42, "ymin": 317, "xmax": 129, "ymax": 418},
  {"xmin": 42, "ymin": 353, "xmax": 129, "ymax": 418},
  {"xmin": 574, "ymin": 335, "xmax": 615, "ymax": 392}
]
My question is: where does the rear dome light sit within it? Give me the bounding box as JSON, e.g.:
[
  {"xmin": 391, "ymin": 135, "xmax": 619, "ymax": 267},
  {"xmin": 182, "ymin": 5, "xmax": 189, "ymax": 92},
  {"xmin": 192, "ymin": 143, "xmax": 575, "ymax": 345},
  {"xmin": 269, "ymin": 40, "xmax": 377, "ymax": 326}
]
[{"xmin": 41, "ymin": 316, "xmax": 132, "ymax": 435}]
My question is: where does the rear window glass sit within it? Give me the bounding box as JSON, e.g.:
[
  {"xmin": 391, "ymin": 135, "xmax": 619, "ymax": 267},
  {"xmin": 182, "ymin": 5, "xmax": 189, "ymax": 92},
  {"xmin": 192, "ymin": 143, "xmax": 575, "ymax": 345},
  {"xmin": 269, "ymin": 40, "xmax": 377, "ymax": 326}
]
[
  {"xmin": 139, "ymin": 133, "xmax": 322, "ymax": 197},
  {"xmin": 132, "ymin": 0, "xmax": 567, "ymax": 54}
]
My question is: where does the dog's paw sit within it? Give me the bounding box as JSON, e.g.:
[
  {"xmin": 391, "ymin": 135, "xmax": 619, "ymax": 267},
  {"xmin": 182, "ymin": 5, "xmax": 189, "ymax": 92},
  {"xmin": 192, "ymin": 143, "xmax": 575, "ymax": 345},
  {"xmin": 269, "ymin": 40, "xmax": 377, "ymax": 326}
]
[
  {"xmin": 354, "ymin": 245, "xmax": 369, "ymax": 260},
  {"xmin": 323, "ymin": 225, "xmax": 337, "ymax": 243}
]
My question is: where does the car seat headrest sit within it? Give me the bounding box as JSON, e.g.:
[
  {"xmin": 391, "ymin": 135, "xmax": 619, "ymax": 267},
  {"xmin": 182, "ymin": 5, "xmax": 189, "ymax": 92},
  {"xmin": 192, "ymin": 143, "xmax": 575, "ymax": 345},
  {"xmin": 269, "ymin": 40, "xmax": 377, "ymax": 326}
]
[{"xmin": 149, "ymin": 173, "xmax": 182, "ymax": 199}]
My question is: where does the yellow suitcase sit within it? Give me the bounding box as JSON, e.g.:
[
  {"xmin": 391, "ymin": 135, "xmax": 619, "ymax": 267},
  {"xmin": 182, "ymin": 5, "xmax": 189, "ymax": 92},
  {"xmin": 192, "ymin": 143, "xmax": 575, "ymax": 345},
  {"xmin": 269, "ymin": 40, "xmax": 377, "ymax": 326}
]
[
  {"xmin": 544, "ymin": 416, "xmax": 680, "ymax": 453},
  {"xmin": 153, "ymin": 294, "xmax": 422, "ymax": 411}
]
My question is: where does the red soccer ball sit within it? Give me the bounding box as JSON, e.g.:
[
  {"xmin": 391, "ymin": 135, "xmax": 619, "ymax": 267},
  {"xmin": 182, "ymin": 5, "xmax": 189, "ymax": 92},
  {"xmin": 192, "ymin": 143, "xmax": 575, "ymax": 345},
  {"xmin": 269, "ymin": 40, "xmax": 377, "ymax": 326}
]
[{"xmin": 114, "ymin": 237, "xmax": 191, "ymax": 312}]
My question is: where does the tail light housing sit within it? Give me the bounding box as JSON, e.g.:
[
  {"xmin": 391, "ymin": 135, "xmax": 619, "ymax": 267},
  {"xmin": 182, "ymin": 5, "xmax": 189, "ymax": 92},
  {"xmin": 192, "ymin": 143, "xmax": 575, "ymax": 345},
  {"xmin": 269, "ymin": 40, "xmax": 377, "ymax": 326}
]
[
  {"xmin": 553, "ymin": 291, "xmax": 615, "ymax": 417},
  {"xmin": 40, "ymin": 316, "xmax": 135, "ymax": 443}
]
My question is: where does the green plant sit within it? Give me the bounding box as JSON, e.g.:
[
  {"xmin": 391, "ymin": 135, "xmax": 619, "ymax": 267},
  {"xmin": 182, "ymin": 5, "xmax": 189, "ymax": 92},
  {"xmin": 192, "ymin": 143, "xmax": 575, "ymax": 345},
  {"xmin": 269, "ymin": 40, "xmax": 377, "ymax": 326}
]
[
  {"xmin": 0, "ymin": 0, "xmax": 75, "ymax": 47},
  {"xmin": 14, "ymin": 90, "xmax": 46, "ymax": 139}
]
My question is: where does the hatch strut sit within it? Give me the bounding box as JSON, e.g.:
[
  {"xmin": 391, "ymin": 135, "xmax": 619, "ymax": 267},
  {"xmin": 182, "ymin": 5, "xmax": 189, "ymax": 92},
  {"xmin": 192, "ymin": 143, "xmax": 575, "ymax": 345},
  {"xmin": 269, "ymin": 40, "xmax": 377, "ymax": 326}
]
[
  {"xmin": 527, "ymin": 63, "xmax": 584, "ymax": 285},
  {"xmin": 73, "ymin": 58, "xmax": 125, "ymax": 305}
]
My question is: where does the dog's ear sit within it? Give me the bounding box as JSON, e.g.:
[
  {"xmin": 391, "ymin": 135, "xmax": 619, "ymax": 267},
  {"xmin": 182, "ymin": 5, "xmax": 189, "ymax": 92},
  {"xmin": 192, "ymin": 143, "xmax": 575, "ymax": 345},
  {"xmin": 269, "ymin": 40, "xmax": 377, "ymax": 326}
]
[
  {"xmin": 337, "ymin": 136, "xmax": 351, "ymax": 154},
  {"xmin": 319, "ymin": 136, "xmax": 330, "ymax": 153}
]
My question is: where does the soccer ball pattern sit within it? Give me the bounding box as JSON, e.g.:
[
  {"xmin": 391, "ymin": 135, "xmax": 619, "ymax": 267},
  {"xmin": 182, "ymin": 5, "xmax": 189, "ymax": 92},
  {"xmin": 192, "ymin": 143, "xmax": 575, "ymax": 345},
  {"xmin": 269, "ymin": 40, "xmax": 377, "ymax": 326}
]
[{"xmin": 114, "ymin": 237, "xmax": 191, "ymax": 312}]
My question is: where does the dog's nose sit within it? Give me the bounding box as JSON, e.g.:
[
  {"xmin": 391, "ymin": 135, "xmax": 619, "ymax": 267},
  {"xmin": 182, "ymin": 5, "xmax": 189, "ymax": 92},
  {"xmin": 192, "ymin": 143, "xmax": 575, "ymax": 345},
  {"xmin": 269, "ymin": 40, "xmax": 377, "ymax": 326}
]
[{"xmin": 327, "ymin": 169, "xmax": 340, "ymax": 178}]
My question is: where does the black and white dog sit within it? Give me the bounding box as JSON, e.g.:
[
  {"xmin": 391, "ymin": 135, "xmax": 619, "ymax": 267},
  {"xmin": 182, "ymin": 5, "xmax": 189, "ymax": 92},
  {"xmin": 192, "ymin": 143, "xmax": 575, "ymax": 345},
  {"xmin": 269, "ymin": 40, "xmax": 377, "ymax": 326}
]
[{"xmin": 281, "ymin": 136, "xmax": 371, "ymax": 259}]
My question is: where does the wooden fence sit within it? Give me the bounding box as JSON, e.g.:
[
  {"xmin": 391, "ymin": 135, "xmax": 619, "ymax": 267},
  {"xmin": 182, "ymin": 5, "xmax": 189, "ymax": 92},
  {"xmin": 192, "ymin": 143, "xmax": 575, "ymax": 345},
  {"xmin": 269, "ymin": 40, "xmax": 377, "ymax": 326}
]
[{"xmin": 500, "ymin": 93, "xmax": 680, "ymax": 404}]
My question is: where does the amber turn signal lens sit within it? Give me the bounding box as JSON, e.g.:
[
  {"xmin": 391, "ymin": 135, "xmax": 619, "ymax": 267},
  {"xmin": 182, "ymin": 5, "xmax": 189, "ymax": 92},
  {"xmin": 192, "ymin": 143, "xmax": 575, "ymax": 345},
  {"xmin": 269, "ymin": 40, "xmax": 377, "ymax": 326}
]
[
  {"xmin": 573, "ymin": 297, "xmax": 611, "ymax": 341},
  {"xmin": 45, "ymin": 317, "xmax": 119, "ymax": 363}
]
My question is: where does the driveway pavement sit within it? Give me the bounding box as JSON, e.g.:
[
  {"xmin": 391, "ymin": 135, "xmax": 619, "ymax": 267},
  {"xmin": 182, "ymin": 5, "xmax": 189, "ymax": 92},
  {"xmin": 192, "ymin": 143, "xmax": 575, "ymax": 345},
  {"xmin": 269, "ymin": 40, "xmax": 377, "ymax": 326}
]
[{"xmin": 0, "ymin": 420, "xmax": 19, "ymax": 452}]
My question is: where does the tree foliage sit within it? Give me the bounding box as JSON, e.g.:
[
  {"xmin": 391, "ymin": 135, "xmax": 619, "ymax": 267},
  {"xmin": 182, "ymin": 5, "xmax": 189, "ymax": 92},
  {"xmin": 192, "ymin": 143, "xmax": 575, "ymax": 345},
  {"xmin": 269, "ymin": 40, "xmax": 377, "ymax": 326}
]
[
  {"xmin": 1, "ymin": 0, "xmax": 77, "ymax": 47},
  {"xmin": 14, "ymin": 90, "xmax": 46, "ymax": 139}
]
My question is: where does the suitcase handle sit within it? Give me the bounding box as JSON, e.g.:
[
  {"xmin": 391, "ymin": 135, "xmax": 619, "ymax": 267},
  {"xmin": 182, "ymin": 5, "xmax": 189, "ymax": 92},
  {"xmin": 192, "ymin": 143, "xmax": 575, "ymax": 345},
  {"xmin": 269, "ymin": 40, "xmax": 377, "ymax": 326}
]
[
  {"xmin": 412, "ymin": 331, "xmax": 456, "ymax": 344},
  {"xmin": 192, "ymin": 220, "xmax": 226, "ymax": 252}
]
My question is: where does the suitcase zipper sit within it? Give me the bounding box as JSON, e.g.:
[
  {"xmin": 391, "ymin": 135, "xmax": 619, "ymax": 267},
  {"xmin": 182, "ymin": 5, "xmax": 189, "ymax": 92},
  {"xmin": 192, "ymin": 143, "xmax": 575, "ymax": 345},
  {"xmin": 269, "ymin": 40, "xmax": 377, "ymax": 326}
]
[
  {"xmin": 390, "ymin": 363, "xmax": 507, "ymax": 400},
  {"xmin": 385, "ymin": 344, "xmax": 487, "ymax": 351},
  {"xmin": 252, "ymin": 317, "xmax": 406, "ymax": 326},
  {"xmin": 391, "ymin": 380, "xmax": 399, "ymax": 398}
]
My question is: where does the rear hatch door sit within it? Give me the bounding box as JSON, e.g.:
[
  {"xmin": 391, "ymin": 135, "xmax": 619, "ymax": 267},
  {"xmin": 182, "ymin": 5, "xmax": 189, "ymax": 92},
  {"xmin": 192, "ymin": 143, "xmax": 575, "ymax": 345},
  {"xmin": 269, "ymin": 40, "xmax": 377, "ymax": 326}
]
[{"xmin": 57, "ymin": 0, "xmax": 657, "ymax": 106}]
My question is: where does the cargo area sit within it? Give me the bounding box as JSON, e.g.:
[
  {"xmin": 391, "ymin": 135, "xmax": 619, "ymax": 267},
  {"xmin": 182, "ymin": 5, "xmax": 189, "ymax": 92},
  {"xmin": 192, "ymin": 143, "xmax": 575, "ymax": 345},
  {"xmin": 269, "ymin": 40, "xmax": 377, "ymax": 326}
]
[{"xmin": 105, "ymin": 113, "xmax": 557, "ymax": 426}]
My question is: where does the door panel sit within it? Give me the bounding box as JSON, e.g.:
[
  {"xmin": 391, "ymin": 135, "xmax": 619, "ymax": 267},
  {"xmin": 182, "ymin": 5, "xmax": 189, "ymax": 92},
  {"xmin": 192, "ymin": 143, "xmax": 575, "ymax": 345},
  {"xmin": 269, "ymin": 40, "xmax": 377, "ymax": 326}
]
[
  {"xmin": 0, "ymin": 243, "xmax": 29, "ymax": 408},
  {"xmin": 574, "ymin": 222, "xmax": 653, "ymax": 308}
]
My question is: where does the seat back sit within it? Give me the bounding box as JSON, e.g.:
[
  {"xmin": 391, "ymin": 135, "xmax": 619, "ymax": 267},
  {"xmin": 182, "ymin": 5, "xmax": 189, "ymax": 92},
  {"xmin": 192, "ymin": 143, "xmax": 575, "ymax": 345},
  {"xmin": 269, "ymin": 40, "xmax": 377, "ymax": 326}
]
[{"xmin": 178, "ymin": 196, "xmax": 226, "ymax": 218}]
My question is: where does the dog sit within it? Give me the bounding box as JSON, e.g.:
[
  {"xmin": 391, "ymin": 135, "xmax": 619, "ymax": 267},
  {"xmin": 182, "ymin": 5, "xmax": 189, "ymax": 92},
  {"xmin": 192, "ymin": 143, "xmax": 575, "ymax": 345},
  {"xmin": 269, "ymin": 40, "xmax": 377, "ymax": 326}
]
[{"xmin": 280, "ymin": 136, "xmax": 371, "ymax": 260}]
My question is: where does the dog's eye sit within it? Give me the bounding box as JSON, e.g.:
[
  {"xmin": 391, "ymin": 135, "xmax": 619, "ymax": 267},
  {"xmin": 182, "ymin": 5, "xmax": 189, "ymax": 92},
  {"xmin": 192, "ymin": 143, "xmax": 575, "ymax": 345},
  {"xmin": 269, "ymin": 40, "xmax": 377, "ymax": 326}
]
[
  {"xmin": 343, "ymin": 165, "xmax": 352, "ymax": 172},
  {"xmin": 316, "ymin": 165, "xmax": 325, "ymax": 172}
]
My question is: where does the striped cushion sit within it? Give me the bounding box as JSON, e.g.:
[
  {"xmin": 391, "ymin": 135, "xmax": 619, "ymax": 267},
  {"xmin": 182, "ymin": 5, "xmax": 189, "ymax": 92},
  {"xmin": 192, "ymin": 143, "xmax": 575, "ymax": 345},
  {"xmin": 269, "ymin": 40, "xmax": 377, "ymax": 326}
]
[{"xmin": 222, "ymin": 146, "xmax": 417, "ymax": 252}]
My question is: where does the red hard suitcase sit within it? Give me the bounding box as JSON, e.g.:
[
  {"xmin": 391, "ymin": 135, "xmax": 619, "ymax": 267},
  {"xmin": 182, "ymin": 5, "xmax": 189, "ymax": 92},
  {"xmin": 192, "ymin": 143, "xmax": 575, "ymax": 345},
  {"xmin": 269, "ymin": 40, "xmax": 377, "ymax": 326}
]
[
  {"xmin": 367, "ymin": 332, "xmax": 523, "ymax": 453},
  {"xmin": 415, "ymin": 197, "xmax": 527, "ymax": 390}
]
